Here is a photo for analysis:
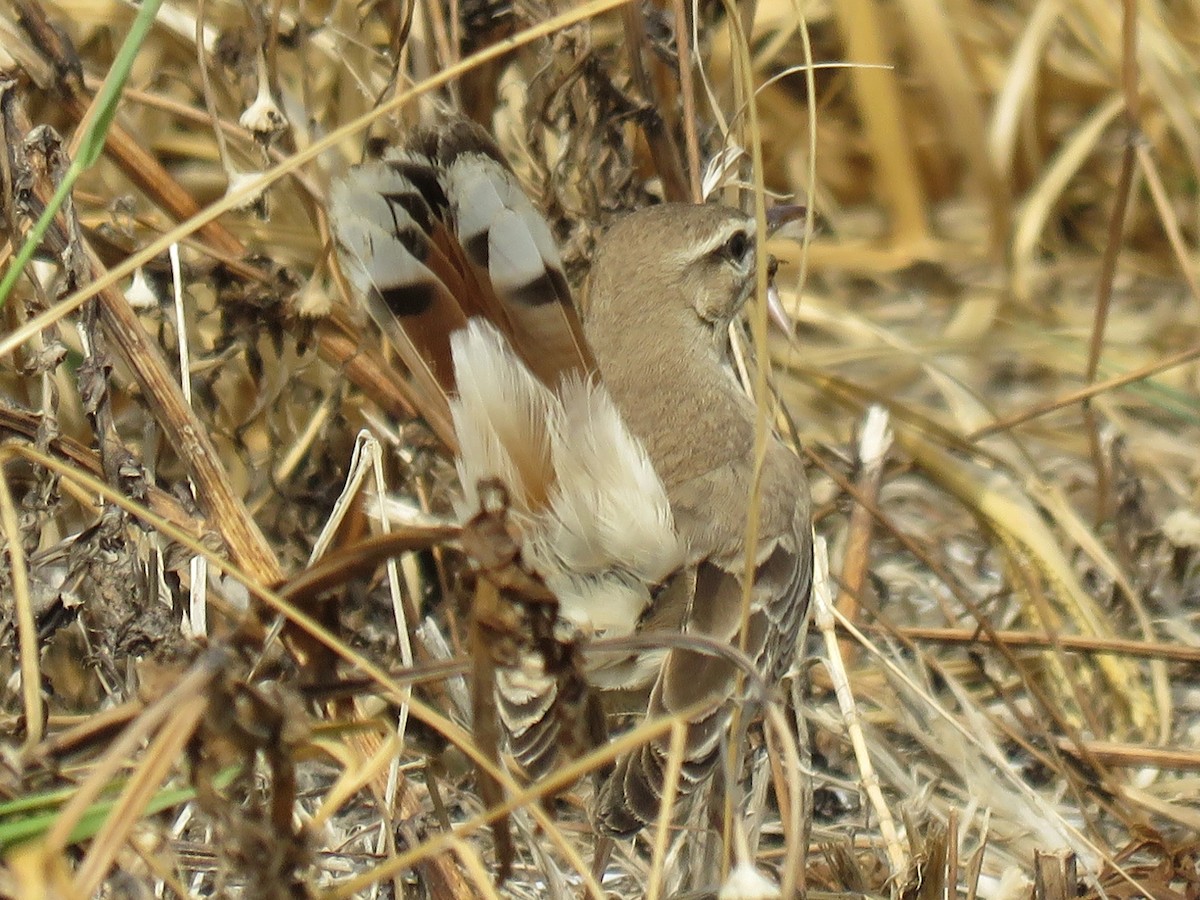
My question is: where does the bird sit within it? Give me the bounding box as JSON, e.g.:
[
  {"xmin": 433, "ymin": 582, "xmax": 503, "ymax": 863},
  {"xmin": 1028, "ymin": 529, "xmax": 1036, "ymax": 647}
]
[{"xmin": 331, "ymin": 118, "xmax": 812, "ymax": 836}]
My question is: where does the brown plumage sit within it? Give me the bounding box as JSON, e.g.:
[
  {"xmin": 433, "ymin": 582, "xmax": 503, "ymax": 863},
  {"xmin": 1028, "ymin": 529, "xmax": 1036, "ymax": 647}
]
[
  {"xmin": 331, "ymin": 121, "xmax": 812, "ymax": 836},
  {"xmin": 579, "ymin": 203, "xmax": 811, "ymax": 833}
]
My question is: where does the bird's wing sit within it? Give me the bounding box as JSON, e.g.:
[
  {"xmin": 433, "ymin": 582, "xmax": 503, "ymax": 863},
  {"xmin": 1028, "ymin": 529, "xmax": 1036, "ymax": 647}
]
[{"xmin": 593, "ymin": 447, "xmax": 813, "ymax": 835}]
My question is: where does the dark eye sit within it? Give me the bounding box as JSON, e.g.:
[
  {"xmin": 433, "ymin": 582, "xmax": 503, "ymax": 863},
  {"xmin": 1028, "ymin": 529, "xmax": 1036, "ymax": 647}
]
[{"xmin": 723, "ymin": 230, "xmax": 751, "ymax": 264}]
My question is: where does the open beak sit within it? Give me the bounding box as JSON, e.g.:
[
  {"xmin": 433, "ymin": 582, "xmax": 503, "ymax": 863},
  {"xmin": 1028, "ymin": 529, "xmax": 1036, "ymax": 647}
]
[{"xmin": 764, "ymin": 204, "xmax": 808, "ymax": 333}]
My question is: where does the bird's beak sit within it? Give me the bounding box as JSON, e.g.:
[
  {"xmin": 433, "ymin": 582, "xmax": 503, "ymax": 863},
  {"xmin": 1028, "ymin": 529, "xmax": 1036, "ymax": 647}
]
[
  {"xmin": 764, "ymin": 204, "xmax": 808, "ymax": 334},
  {"xmin": 765, "ymin": 204, "xmax": 808, "ymax": 236}
]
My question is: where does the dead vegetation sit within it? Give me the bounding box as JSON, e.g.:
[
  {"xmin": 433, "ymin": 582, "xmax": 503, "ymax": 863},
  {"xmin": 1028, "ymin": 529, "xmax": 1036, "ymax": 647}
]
[{"xmin": 0, "ymin": 0, "xmax": 1198, "ymax": 897}]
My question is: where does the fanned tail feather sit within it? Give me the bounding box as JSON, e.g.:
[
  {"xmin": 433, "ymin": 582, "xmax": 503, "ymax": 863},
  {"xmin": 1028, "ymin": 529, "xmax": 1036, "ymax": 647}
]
[{"xmin": 331, "ymin": 117, "xmax": 595, "ymax": 444}]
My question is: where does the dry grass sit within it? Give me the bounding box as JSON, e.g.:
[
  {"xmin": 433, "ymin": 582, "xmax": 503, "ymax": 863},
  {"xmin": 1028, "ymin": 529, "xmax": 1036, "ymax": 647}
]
[{"xmin": 0, "ymin": 0, "xmax": 1198, "ymax": 897}]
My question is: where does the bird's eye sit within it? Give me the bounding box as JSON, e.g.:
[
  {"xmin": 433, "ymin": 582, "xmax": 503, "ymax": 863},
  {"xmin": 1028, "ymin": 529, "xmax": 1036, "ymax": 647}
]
[{"xmin": 723, "ymin": 230, "xmax": 751, "ymax": 265}]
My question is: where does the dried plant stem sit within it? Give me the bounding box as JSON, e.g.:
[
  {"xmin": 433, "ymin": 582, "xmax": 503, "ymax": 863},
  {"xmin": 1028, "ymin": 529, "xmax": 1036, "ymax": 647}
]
[
  {"xmin": 646, "ymin": 721, "xmax": 687, "ymax": 900},
  {"xmin": 968, "ymin": 342, "xmax": 1200, "ymax": 440},
  {"xmin": 766, "ymin": 700, "xmax": 807, "ymax": 899},
  {"xmin": 831, "ymin": 0, "xmax": 929, "ymax": 251},
  {"xmin": 1082, "ymin": 0, "xmax": 1140, "ymax": 525},
  {"xmin": 621, "ymin": 2, "xmax": 689, "ymax": 201},
  {"xmin": 671, "ymin": 0, "xmax": 701, "ymax": 201},
  {"xmin": 41, "ymin": 651, "xmax": 221, "ymax": 854},
  {"xmin": 90, "ymin": 240, "xmax": 283, "ymax": 581},
  {"xmin": 0, "ymin": 458, "xmax": 42, "ymax": 747},
  {"xmin": 73, "ymin": 687, "xmax": 209, "ymax": 897},
  {"xmin": 812, "ymin": 538, "xmax": 907, "ymax": 875},
  {"xmin": 321, "ymin": 704, "xmax": 705, "ymax": 898},
  {"xmin": 11, "ymin": 0, "xmax": 245, "ymax": 259},
  {"xmin": 0, "ymin": 0, "xmax": 637, "ymax": 363},
  {"xmin": 892, "ymin": 625, "xmax": 1200, "ymax": 665},
  {"xmin": 834, "ymin": 406, "xmax": 892, "ymax": 664}
]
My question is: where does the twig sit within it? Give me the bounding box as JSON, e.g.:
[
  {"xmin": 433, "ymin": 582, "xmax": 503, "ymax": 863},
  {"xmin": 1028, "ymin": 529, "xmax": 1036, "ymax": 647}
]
[
  {"xmin": 812, "ymin": 537, "xmax": 907, "ymax": 876},
  {"xmin": 1081, "ymin": 0, "xmax": 1140, "ymax": 525},
  {"xmin": 834, "ymin": 406, "xmax": 892, "ymax": 663}
]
